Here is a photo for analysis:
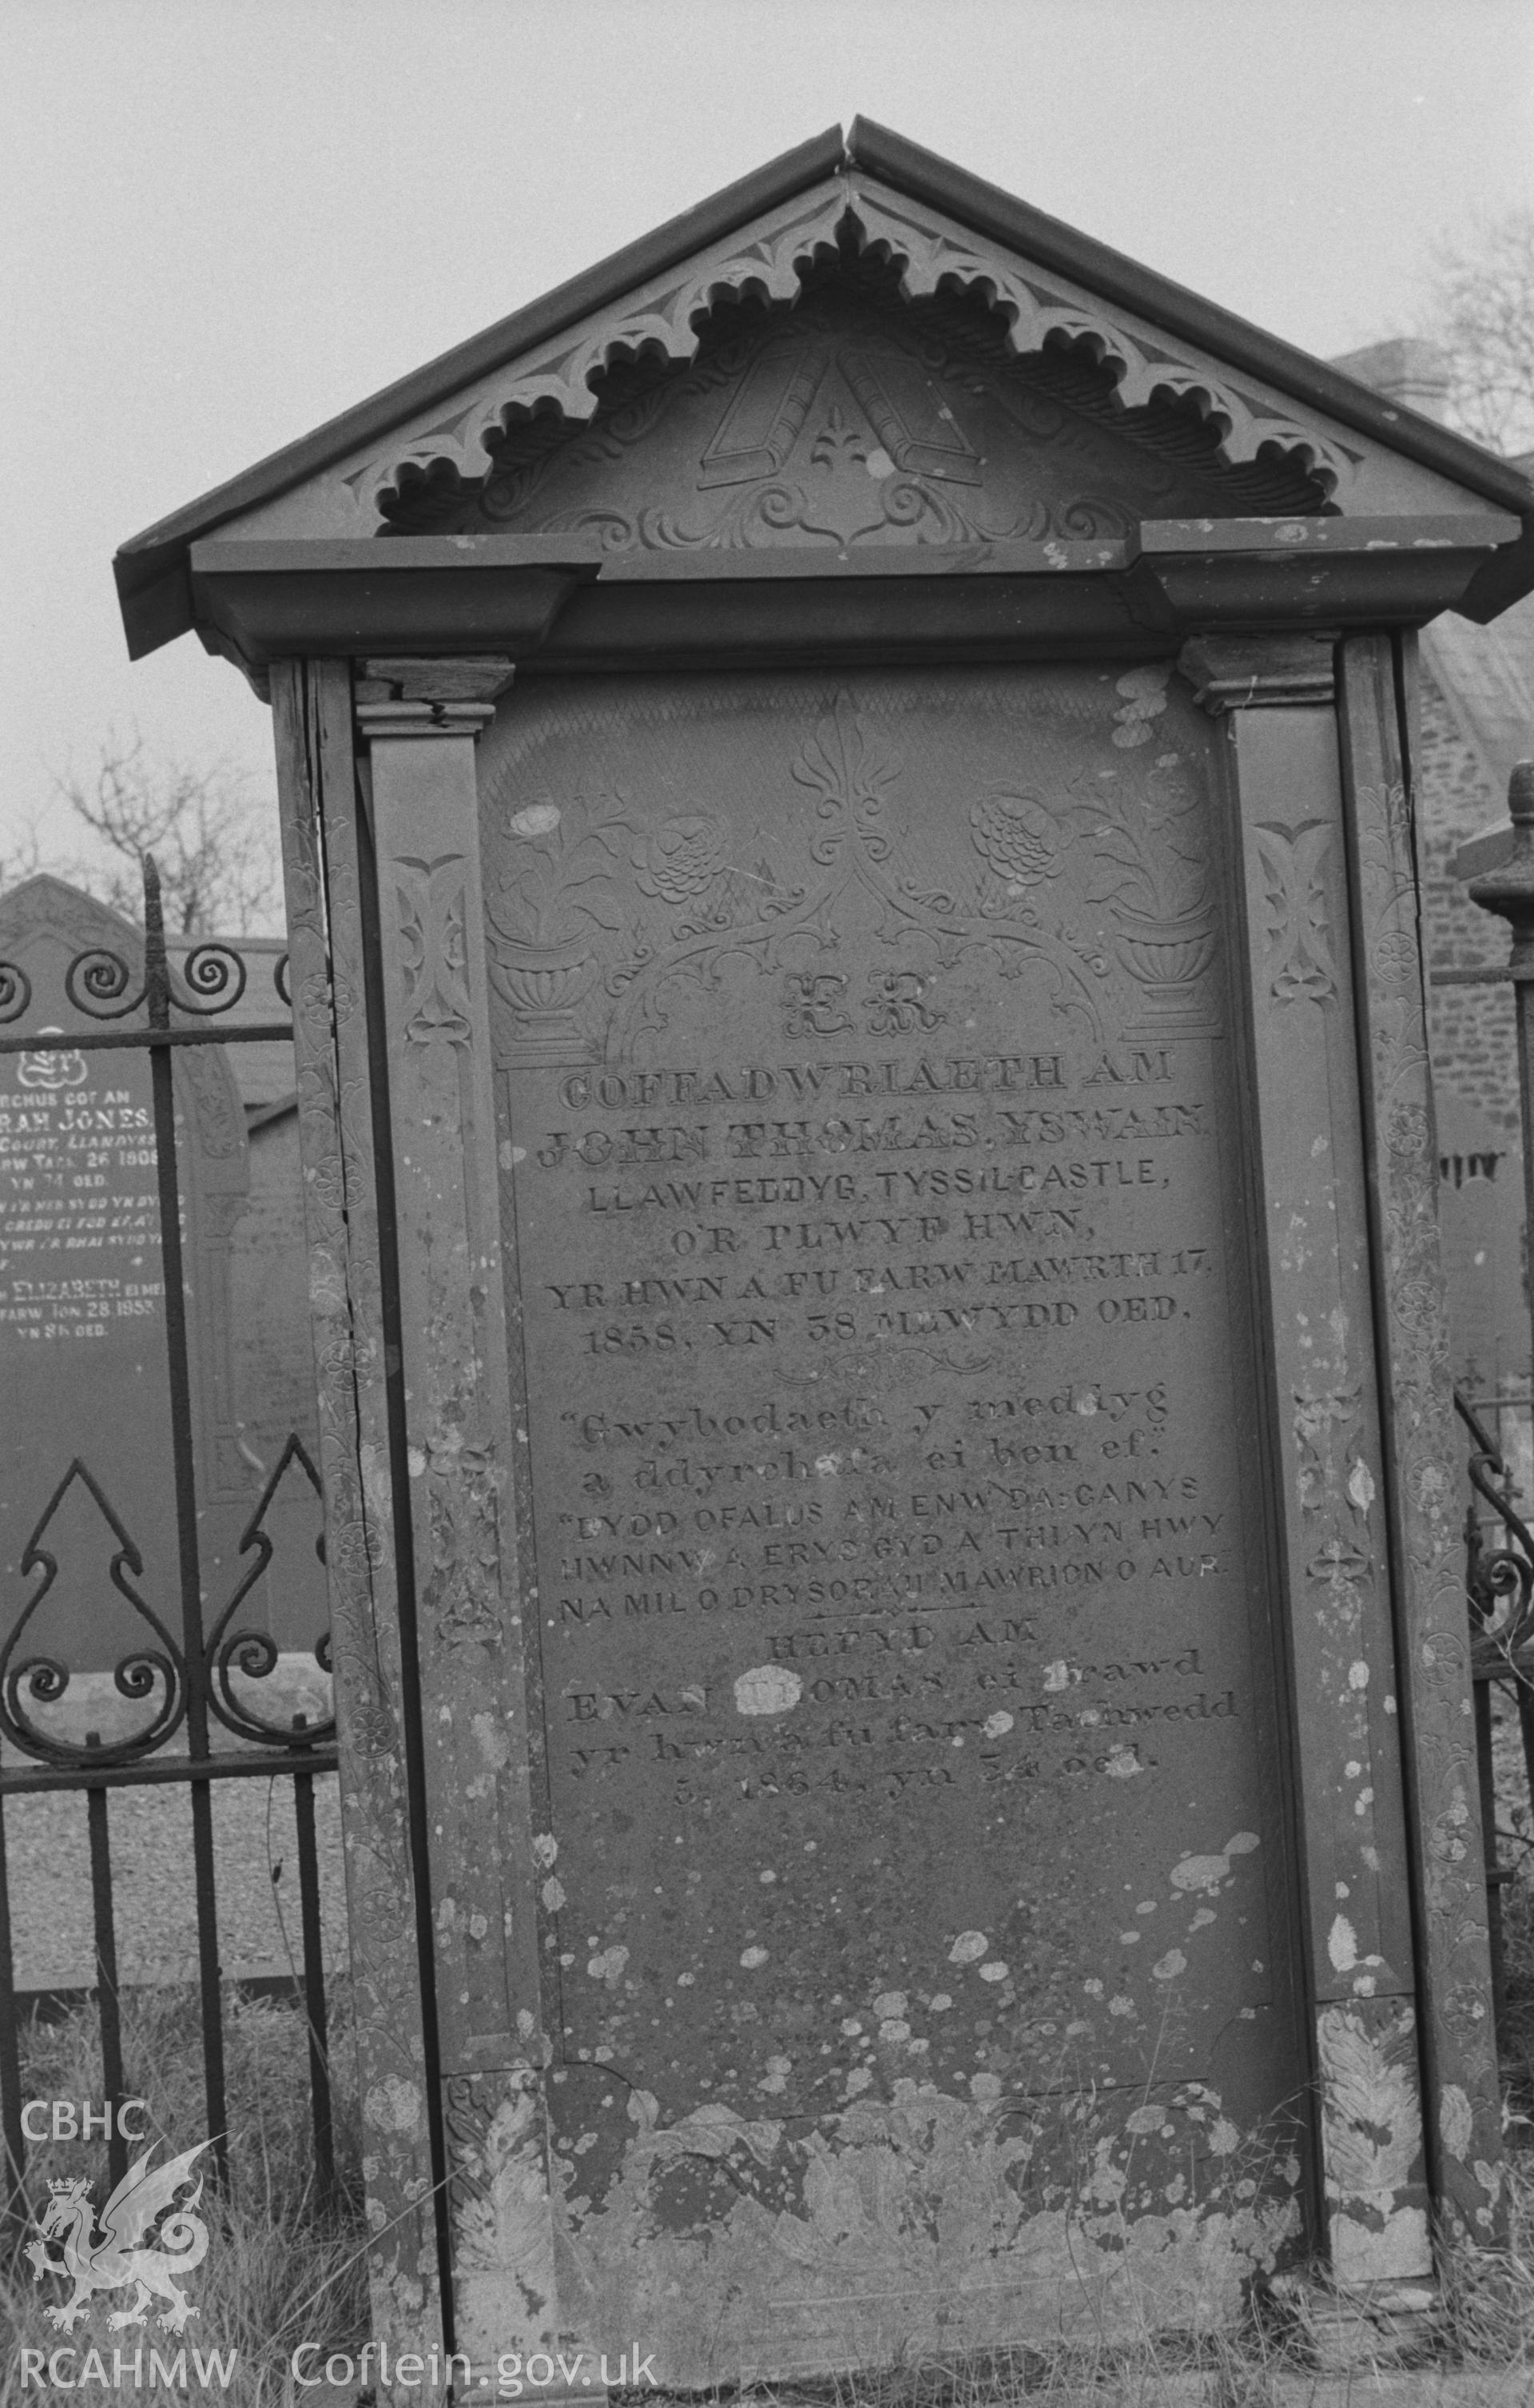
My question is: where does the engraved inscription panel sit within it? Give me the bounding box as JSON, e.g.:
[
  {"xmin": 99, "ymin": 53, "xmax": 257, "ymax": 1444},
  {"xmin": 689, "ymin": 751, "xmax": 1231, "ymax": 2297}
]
[
  {"xmin": 486, "ymin": 670, "xmax": 1294, "ymax": 2155},
  {"xmin": 0, "ymin": 1042, "xmax": 161, "ymax": 1345}
]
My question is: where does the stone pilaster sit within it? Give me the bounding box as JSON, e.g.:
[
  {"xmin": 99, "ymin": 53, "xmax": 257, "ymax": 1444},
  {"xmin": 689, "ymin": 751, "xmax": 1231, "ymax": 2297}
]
[
  {"xmin": 272, "ymin": 658, "xmax": 443, "ymax": 2361},
  {"xmin": 1183, "ymin": 632, "xmax": 1436, "ymax": 2286},
  {"xmin": 354, "ymin": 658, "xmax": 571, "ymax": 2389},
  {"xmin": 1335, "ymin": 633, "xmax": 1502, "ymax": 2243}
]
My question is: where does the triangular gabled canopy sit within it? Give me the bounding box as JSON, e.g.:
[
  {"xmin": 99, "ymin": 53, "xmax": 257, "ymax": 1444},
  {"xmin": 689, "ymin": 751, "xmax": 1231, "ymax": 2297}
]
[{"xmin": 114, "ymin": 119, "xmax": 1534, "ymax": 661}]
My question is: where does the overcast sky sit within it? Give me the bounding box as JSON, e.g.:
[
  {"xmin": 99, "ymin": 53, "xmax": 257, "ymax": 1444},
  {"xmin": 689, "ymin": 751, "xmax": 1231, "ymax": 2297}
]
[{"xmin": 4, "ymin": 0, "xmax": 1532, "ymax": 883}]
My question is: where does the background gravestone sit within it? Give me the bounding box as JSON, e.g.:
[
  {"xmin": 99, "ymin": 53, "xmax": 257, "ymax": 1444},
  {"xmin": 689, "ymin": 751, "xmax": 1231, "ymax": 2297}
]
[
  {"xmin": 183, "ymin": 933, "xmax": 328, "ymax": 1674},
  {"xmin": 0, "ymin": 877, "xmax": 256, "ymax": 1694}
]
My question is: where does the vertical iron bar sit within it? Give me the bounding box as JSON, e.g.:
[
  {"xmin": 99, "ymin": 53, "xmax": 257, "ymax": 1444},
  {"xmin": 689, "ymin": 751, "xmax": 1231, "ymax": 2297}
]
[
  {"xmin": 291, "ymin": 1758, "xmax": 336, "ymax": 2210},
  {"xmin": 1463, "ymin": 1505, "xmax": 1506, "ymax": 2046},
  {"xmin": 1518, "ymin": 966, "xmax": 1534, "ymax": 1488},
  {"xmin": 1472, "ymin": 1678, "xmax": 1509, "ymax": 2043},
  {"xmin": 142, "ymin": 858, "xmax": 228, "ymax": 2183},
  {"xmin": 85, "ymin": 1782, "xmax": 128, "ymax": 2195},
  {"xmin": 1516, "ymin": 952, "xmax": 1534, "ymax": 2008},
  {"xmin": 0, "ymin": 1790, "xmax": 27, "ymax": 2240}
]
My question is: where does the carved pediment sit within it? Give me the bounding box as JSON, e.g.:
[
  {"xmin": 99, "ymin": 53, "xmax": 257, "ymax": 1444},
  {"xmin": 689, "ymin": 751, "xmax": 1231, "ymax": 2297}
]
[
  {"xmin": 382, "ymin": 262, "xmax": 1329, "ymax": 555},
  {"xmin": 119, "ymin": 128, "xmax": 1534, "ymax": 663},
  {"xmin": 240, "ymin": 169, "xmax": 1373, "ymax": 544}
]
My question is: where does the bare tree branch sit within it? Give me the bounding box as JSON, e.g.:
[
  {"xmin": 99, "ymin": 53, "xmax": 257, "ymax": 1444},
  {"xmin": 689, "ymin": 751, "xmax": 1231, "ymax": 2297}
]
[
  {"xmin": 0, "ymin": 815, "xmax": 49, "ymax": 894},
  {"xmin": 41, "ymin": 733, "xmax": 283, "ymax": 934},
  {"xmin": 1429, "ymin": 207, "xmax": 1534, "ymax": 456}
]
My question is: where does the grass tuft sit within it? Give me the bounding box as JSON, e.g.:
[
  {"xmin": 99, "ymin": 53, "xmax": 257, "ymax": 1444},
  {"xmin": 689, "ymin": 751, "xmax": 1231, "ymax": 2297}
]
[
  {"xmin": 2, "ymin": 1981, "xmax": 368, "ymax": 2406},
  {"xmin": 6, "ymin": 1813, "xmax": 1534, "ymax": 2403}
]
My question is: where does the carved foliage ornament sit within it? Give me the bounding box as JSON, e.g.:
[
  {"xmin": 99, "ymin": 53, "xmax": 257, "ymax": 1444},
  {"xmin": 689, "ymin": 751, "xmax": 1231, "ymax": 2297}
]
[
  {"xmin": 395, "ymin": 854, "xmax": 473, "ymax": 1047},
  {"xmin": 348, "ymin": 173, "xmax": 1361, "ymax": 525},
  {"xmin": 1254, "ymin": 821, "xmax": 1338, "ymax": 1009},
  {"xmin": 483, "ymin": 680, "xmax": 1222, "ymax": 1071}
]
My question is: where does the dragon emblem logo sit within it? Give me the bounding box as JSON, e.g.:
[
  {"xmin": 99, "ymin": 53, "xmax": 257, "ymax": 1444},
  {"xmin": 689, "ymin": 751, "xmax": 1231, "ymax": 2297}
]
[{"xmin": 26, "ymin": 2141, "xmax": 212, "ymax": 2333}]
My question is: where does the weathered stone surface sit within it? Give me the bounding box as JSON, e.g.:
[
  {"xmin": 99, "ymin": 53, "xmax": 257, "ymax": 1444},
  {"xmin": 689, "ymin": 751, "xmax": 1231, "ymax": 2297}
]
[
  {"xmin": 271, "ymin": 659, "xmax": 442, "ymax": 2352},
  {"xmin": 479, "ymin": 667, "xmax": 1309, "ymax": 2371}
]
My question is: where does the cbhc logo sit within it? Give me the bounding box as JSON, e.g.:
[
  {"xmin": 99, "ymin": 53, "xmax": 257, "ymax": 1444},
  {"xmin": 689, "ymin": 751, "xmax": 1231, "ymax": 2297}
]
[{"xmin": 21, "ymin": 2101, "xmax": 149, "ymax": 2140}]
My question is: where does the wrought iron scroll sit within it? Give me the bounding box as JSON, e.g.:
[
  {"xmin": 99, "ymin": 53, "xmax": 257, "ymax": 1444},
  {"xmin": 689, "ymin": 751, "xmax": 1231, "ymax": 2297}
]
[
  {"xmin": 205, "ymin": 1435, "xmax": 335, "ymax": 1748},
  {"xmin": 62, "ymin": 936, "xmax": 250, "ymax": 1025},
  {"xmin": 1458, "ymin": 1388, "xmax": 1534, "ymax": 1660},
  {"xmin": 0, "ymin": 1461, "xmax": 185, "ymax": 1769},
  {"xmin": 171, "ymin": 941, "xmax": 248, "ymax": 1016}
]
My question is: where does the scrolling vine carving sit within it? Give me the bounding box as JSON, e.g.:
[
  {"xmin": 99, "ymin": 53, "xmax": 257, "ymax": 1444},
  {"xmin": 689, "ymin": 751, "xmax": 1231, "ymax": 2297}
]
[
  {"xmin": 487, "ymin": 695, "xmax": 1123, "ymax": 1065},
  {"xmin": 483, "ymin": 686, "xmax": 1228, "ymax": 1067}
]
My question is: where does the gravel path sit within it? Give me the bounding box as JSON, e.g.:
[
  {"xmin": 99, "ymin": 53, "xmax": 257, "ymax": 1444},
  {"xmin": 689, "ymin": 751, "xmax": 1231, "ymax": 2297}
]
[{"xmin": 2, "ymin": 1659, "xmax": 348, "ymax": 1993}]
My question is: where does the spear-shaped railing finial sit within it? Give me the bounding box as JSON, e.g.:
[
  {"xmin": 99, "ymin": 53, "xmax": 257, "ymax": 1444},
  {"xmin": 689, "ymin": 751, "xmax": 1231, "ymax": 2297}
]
[{"xmin": 140, "ymin": 851, "xmax": 169, "ymax": 1031}]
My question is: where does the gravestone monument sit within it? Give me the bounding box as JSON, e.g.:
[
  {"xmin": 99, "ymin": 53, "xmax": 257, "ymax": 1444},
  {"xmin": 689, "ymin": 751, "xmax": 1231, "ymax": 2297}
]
[
  {"xmin": 0, "ymin": 878, "xmax": 252, "ymax": 1686},
  {"xmin": 113, "ymin": 122, "xmax": 1534, "ymax": 2386}
]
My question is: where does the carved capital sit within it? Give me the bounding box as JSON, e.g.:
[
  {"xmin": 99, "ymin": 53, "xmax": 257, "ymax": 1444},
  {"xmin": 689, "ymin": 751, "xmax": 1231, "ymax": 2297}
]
[
  {"xmin": 355, "ymin": 656, "xmax": 515, "ymax": 742},
  {"xmin": 1178, "ymin": 634, "xmax": 1336, "ymax": 714}
]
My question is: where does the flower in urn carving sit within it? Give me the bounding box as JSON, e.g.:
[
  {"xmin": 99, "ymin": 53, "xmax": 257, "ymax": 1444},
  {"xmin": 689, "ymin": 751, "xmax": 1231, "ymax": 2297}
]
[
  {"xmin": 484, "ymin": 789, "xmax": 633, "ymax": 1062},
  {"xmin": 488, "ymin": 795, "xmax": 630, "ymax": 945},
  {"xmin": 1115, "ymin": 921, "xmax": 1217, "ymax": 988},
  {"xmin": 632, "ymin": 814, "xmax": 727, "ymax": 904}
]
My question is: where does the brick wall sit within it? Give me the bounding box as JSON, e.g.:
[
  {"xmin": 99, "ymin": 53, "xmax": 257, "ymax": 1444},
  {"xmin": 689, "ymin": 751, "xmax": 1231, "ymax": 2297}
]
[
  {"xmin": 1417, "ymin": 650, "xmax": 1528, "ymax": 1389},
  {"xmin": 1420, "ymin": 657, "xmax": 1521, "ymax": 1134}
]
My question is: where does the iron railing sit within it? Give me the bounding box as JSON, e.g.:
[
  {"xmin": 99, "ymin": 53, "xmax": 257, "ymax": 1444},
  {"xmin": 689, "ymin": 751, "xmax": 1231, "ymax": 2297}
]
[
  {"xmin": 1457, "ymin": 1386, "xmax": 1534, "ymax": 2048},
  {"xmin": 0, "ymin": 858, "xmax": 337, "ymax": 2232},
  {"xmin": 1443, "ymin": 760, "xmax": 1534, "ymax": 2070}
]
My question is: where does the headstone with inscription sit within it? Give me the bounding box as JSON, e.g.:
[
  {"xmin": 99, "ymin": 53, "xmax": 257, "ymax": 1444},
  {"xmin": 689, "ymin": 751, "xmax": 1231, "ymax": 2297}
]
[
  {"xmin": 486, "ymin": 667, "xmax": 1277, "ymax": 2149},
  {"xmin": 473, "ymin": 667, "xmax": 1302, "ymax": 2359},
  {"xmin": 0, "ymin": 877, "xmax": 250, "ymax": 1685},
  {"xmin": 116, "ymin": 121, "xmax": 1534, "ymax": 2387}
]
